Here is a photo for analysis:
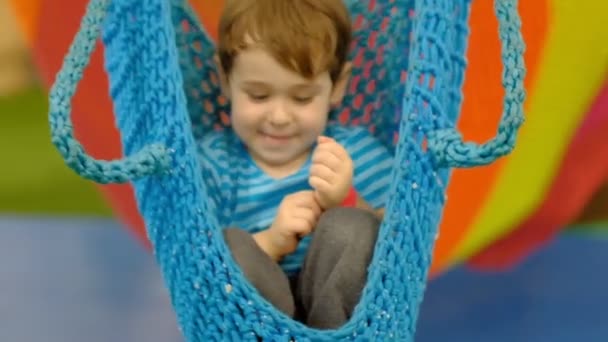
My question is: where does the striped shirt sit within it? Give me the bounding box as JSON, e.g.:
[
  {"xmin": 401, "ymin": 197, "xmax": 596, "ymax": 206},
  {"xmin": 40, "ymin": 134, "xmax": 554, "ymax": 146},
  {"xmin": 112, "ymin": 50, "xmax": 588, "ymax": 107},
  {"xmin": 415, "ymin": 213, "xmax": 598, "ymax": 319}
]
[{"xmin": 198, "ymin": 124, "xmax": 393, "ymax": 274}]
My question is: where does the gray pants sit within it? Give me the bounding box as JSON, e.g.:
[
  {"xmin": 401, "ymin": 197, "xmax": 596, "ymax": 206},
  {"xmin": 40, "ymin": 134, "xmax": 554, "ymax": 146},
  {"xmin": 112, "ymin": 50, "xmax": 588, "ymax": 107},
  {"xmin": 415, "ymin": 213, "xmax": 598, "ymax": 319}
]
[{"xmin": 224, "ymin": 207, "xmax": 380, "ymax": 330}]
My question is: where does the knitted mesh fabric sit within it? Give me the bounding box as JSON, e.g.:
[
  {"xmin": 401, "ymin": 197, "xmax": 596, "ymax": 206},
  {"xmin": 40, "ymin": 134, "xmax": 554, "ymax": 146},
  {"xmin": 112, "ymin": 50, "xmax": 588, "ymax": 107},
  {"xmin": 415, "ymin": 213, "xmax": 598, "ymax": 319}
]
[{"xmin": 48, "ymin": 0, "xmax": 525, "ymax": 340}]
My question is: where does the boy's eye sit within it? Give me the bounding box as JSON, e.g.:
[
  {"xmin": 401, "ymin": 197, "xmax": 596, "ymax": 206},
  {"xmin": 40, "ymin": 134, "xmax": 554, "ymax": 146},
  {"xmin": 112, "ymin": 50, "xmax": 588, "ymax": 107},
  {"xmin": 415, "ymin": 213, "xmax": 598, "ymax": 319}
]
[
  {"xmin": 292, "ymin": 96, "xmax": 314, "ymax": 104},
  {"xmin": 247, "ymin": 93, "xmax": 269, "ymax": 101}
]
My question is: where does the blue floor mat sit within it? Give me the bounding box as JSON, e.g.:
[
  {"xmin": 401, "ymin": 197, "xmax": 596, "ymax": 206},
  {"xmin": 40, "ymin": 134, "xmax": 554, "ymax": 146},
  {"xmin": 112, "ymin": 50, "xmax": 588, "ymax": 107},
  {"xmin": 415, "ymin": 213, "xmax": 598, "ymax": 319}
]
[{"xmin": 0, "ymin": 216, "xmax": 606, "ymax": 341}]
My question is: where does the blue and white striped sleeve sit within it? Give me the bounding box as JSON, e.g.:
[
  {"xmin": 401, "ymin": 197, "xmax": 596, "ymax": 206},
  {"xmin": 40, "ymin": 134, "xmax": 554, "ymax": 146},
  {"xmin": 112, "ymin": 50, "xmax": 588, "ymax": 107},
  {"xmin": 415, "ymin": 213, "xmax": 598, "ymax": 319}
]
[{"xmin": 339, "ymin": 127, "xmax": 393, "ymax": 209}]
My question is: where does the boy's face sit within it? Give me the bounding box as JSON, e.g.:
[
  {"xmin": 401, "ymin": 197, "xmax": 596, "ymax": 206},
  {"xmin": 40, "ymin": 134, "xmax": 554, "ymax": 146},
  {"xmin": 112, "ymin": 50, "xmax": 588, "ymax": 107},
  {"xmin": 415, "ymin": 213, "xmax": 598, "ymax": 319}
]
[{"xmin": 222, "ymin": 47, "xmax": 348, "ymax": 170}]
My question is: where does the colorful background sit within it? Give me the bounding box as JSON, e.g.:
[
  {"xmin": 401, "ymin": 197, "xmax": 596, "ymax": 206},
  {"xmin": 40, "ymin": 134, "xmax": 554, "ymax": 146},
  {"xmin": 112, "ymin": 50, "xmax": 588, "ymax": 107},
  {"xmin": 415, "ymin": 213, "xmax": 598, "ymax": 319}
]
[
  {"xmin": 1, "ymin": 0, "xmax": 606, "ymax": 340},
  {"xmin": 7, "ymin": 0, "xmax": 607, "ymax": 273}
]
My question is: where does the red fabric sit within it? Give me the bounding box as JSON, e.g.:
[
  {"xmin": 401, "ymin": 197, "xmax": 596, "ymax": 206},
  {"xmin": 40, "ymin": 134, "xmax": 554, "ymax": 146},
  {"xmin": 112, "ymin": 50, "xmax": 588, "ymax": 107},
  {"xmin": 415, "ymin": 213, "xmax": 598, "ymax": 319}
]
[{"xmin": 341, "ymin": 187, "xmax": 358, "ymax": 207}]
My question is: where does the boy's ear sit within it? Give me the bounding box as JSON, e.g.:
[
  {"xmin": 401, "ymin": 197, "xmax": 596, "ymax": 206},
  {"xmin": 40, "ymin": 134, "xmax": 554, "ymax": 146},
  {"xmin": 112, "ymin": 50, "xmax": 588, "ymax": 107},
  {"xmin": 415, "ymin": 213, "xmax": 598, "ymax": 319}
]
[
  {"xmin": 330, "ymin": 61, "xmax": 352, "ymax": 106},
  {"xmin": 214, "ymin": 54, "xmax": 231, "ymax": 99}
]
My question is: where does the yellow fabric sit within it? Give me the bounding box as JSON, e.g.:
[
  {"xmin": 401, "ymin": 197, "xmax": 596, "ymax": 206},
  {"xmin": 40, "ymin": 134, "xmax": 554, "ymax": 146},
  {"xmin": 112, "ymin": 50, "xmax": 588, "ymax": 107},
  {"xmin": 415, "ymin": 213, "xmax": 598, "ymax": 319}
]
[{"xmin": 451, "ymin": 0, "xmax": 608, "ymax": 263}]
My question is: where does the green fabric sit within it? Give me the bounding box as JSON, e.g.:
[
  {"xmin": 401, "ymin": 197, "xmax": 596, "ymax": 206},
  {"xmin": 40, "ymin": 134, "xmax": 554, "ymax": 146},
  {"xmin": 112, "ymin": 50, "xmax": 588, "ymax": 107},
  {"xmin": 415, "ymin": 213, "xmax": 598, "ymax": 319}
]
[
  {"xmin": 568, "ymin": 222, "xmax": 608, "ymax": 238},
  {"xmin": 0, "ymin": 87, "xmax": 110, "ymax": 216}
]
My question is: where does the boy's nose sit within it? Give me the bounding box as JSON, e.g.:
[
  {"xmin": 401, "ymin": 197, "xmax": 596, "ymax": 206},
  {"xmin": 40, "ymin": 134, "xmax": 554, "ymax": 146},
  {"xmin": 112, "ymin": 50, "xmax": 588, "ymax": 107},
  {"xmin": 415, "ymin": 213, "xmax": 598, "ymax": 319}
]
[{"xmin": 268, "ymin": 104, "xmax": 291, "ymax": 126}]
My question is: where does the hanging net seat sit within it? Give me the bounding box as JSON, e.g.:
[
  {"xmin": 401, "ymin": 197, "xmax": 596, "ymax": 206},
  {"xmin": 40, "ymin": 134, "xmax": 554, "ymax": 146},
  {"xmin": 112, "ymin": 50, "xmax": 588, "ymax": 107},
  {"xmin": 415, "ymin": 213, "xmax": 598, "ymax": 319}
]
[{"xmin": 48, "ymin": 0, "xmax": 526, "ymax": 340}]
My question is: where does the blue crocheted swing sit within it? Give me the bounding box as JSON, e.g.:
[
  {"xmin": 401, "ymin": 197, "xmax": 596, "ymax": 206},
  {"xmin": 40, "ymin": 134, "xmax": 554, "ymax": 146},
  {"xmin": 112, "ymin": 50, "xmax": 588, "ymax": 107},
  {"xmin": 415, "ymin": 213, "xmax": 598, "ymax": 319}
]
[{"xmin": 49, "ymin": 0, "xmax": 525, "ymax": 340}]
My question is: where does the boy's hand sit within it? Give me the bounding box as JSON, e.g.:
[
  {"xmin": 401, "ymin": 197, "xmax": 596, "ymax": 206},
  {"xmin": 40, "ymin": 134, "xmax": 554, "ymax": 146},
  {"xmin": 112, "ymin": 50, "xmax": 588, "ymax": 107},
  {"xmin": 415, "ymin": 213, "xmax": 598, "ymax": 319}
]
[
  {"xmin": 255, "ymin": 191, "xmax": 322, "ymax": 261},
  {"xmin": 309, "ymin": 136, "xmax": 354, "ymax": 210}
]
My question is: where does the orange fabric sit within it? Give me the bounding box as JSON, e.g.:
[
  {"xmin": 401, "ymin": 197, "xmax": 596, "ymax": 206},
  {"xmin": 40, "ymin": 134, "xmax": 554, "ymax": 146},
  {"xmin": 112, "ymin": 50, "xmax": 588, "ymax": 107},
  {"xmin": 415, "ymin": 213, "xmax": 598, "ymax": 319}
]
[
  {"xmin": 429, "ymin": 0, "xmax": 549, "ymax": 274},
  {"xmin": 7, "ymin": 0, "xmax": 42, "ymax": 47},
  {"xmin": 190, "ymin": 0, "xmax": 224, "ymax": 41}
]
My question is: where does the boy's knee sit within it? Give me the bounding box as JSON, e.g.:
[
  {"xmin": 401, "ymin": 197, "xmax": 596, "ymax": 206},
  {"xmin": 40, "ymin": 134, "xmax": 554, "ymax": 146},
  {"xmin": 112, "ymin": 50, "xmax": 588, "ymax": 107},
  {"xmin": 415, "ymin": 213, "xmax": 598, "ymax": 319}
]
[
  {"xmin": 222, "ymin": 228, "xmax": 296, "ymax": 316},
  {"xmin": 223, "ymin": 227, "xmax": 250, "ymax": 249},
  {"xmin": 223, "ymin": 227, "xmax": 246, "ymax": 239},
  {"xmin": 315, "ymin": 207, "xmax": 381, "ymax": 250}
]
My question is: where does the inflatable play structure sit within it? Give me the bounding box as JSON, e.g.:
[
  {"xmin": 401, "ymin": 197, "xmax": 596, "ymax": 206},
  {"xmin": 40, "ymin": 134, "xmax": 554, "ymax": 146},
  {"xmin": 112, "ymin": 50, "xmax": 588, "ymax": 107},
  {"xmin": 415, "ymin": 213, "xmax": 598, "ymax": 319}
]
[{"xmin": 9, "ymin": 0, "xmax": 607, "ymax": 276}]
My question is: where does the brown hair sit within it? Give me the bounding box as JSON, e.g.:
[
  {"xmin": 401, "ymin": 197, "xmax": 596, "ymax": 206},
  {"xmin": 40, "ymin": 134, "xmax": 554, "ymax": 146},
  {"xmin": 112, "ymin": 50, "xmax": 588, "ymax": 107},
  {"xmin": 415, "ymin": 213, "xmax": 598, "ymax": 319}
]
[{"xmin": 217, "ymin": 0, "xmax": 352, "ymax": 82}]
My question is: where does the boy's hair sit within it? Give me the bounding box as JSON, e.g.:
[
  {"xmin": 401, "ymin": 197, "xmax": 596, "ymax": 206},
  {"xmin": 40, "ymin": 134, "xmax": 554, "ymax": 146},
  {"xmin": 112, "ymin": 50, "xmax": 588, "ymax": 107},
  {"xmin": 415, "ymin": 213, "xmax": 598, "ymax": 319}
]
[{"xmin": 217, "ymin": 0, "xmax": 352, "ymax": 82}]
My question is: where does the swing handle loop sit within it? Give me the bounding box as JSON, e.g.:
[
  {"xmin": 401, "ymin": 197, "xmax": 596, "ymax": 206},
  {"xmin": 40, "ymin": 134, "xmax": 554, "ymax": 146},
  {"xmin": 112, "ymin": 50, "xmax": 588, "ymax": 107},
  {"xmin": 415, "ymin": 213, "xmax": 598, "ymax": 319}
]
[
  {"xmin": 48, "ymin": 0, "xmax": 171, "ymax": 184},
  {"xmin": 428, "ymin": 0, "xmax": 526, "ymax": 168}
]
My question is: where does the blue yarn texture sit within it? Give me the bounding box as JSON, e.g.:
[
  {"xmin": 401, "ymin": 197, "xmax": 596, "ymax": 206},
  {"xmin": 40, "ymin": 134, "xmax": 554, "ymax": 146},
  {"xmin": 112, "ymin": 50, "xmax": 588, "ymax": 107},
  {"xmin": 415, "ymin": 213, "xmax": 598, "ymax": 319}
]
[{"xmin": 48, "ymin": 0, "xmax": 525, "ymax": 340}]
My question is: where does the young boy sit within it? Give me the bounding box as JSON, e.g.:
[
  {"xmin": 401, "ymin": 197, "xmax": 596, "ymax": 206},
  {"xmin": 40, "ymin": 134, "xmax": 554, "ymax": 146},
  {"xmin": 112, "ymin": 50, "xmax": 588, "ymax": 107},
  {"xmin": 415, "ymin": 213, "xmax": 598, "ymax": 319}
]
[{"xmin": 198, "ymin": 0, "xmax": 393, "ymax": 329}]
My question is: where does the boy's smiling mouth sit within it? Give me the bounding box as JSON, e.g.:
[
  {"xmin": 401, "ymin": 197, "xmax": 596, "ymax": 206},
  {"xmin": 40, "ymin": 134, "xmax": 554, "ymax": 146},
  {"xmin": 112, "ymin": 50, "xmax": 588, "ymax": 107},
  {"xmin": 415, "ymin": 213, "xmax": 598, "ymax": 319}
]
[{"xmin": 259, "ymin": 131, "xmax": 295, "ymax": 141}]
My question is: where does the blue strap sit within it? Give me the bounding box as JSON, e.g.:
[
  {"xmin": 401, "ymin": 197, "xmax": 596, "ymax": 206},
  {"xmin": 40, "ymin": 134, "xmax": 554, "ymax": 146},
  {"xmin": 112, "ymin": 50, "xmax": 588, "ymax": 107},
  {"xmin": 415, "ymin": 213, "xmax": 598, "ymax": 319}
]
[
  {"xmin": 427, "ymin": 0, "xmax": 526, "ymax": 168},
  {"xmin": 48, "ymin": 0, "xmax": 171, "ymax": 184}
]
